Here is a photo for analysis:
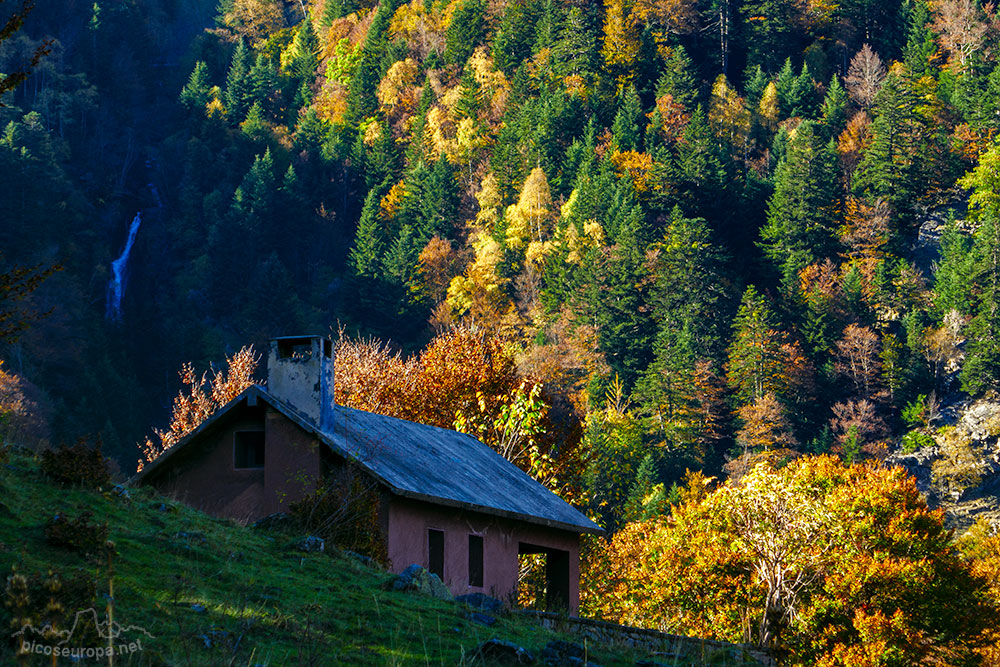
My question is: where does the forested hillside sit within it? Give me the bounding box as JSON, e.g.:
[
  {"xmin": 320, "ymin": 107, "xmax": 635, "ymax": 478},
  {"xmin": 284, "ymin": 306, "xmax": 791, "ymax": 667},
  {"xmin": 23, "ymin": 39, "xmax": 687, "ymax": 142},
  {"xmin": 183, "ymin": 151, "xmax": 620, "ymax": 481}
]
[
  {"xmin": 10, "ymin": 0, "xmax": 1000, "ymax": 660},
  {"xmin": 1, "ymin": 0, "xmax": 991, "ymax": 482}
]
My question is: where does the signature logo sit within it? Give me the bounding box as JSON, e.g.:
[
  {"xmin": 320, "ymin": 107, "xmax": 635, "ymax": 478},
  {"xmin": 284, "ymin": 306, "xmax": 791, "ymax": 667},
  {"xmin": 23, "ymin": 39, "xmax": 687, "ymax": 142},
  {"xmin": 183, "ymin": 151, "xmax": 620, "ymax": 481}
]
[{"xmin": 12, "ymin": 607, "xmax": 153, "ymax": 659}]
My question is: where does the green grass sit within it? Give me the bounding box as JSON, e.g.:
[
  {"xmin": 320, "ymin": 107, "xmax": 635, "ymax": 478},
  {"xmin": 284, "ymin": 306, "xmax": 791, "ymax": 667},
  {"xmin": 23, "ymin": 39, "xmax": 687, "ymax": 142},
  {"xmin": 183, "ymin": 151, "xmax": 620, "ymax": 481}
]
[{"xmin": 0, "ymin": 452, "xmax": 665, "ymax": 666}]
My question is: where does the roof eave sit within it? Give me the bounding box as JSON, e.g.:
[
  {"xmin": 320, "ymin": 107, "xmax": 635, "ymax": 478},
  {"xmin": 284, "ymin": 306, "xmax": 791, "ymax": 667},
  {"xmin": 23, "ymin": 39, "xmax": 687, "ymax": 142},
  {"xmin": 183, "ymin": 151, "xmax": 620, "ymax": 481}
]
[{"xmin": 386, "ymin": 486, "xmax": 605, "ymax": 535}]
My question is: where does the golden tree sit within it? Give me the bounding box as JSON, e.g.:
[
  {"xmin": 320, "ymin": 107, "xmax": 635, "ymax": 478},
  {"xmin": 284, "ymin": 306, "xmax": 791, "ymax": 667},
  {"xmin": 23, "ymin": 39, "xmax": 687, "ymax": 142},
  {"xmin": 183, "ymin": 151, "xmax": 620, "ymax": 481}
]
[{"xmin": 138, "ymin": 346, "xmax": 260, "ymax": 471}]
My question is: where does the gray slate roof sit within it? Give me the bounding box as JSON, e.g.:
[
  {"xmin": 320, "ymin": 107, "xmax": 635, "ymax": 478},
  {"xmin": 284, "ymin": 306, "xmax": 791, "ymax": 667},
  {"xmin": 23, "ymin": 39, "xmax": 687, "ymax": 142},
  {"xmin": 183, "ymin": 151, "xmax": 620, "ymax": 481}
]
[{"xmin": 137, "ymin": 386, "xmax": 603, "ymax": 535}]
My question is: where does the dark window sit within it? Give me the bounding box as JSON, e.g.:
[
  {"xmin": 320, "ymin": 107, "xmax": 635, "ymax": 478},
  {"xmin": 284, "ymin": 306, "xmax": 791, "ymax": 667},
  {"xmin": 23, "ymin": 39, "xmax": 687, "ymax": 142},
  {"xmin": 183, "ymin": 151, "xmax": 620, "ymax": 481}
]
[
  {"xmin": 468, "ymin": 534, "xmax": 484, "ymax": 587},
  {"xmin": 428, "ymin": 529, "xmax": 444, "ymax": 579},
  {"xmin": 234, "ymin": 431, "xmax": 265, "ymax": 469},
  {"xmin": 277, "ymin": 337, "xmax": 313, "ymax": 359}
]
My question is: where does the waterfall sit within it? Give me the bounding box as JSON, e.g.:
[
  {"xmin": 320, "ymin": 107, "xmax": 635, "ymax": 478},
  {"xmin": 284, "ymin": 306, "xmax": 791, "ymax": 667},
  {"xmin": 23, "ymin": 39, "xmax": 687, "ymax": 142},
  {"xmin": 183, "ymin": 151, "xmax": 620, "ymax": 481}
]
[{"xmin": 106, "ymin": 212, "xmax": 142, "ymax": 321}]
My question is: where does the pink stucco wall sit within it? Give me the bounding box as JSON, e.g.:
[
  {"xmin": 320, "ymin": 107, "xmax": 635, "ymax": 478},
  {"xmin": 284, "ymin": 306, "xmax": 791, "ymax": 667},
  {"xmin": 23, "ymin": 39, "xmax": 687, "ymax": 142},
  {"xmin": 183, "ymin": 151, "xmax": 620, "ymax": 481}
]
[
  {"xmin": 150, "ymin": 405, "xmax": 321, "ymax": 521},
  {"xmin": 386, "ymin": 496, "xmax": 581, "ymax": 614}
]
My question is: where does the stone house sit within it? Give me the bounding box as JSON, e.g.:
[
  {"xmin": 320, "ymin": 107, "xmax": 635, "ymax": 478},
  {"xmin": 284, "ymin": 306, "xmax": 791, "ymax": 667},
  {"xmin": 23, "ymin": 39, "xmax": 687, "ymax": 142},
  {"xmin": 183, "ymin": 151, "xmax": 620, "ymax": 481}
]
[{"xmin": 135, "ymin": 335, "xmax": 603, "ymax": 613}]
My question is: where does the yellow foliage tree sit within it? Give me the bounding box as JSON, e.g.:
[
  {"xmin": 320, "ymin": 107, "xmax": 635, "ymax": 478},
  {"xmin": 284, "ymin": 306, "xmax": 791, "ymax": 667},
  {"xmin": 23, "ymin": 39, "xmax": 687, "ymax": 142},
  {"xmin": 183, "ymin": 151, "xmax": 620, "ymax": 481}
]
[
  {"xmin": 504, "ymin": 167, "xmax": 555, "ymax": 252},
  {"xmin": 601, "ymin": 0, "xmax": 640, "ymax": 90}
]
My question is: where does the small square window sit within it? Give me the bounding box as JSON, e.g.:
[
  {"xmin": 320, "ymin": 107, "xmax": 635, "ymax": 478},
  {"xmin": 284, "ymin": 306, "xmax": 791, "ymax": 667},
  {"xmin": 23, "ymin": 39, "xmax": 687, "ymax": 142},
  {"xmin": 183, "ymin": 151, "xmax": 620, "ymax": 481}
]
[
  {"xmin": 234, "ymin": 431, "xmax": 265, "ymax": 469},
  {"xmin": 468, "ymin": 534, "xmax": 483, "ymax": 587}
]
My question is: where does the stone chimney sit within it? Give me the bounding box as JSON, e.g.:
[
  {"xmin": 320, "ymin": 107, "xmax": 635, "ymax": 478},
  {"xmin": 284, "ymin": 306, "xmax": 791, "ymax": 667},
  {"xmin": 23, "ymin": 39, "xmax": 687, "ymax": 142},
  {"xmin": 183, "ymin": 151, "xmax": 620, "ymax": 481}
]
[{"xmin": 266, "ymin": 335, "xmax": 335, "ymax": 430}]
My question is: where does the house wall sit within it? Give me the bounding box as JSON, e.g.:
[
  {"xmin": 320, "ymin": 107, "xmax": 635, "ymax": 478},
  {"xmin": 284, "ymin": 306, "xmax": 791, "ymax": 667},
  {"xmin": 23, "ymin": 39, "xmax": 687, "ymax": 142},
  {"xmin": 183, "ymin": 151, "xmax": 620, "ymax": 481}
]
[
  {"xmin": 386, "ymin": 497, "xmax": 581, "ymax": 614},
  {"xmin": 149, "ymin": 405, "xmax": 321, "ymax": 522}
]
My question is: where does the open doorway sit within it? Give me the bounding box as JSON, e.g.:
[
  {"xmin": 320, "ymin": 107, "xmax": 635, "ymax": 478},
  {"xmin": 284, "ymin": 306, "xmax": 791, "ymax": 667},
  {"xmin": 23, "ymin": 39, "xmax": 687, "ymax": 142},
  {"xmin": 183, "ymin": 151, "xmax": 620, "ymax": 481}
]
[{"xmin": 517, "ymin": 542, "xmax": 570, "ymax": 611}]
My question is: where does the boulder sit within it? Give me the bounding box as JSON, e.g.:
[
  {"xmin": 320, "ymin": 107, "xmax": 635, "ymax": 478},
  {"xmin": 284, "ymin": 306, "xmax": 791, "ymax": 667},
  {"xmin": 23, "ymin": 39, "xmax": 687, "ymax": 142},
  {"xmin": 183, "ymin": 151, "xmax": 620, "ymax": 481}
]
[
  {"xmin": 476, "ymin": 638, "xmax": 535, "ymax": 664},
  {"xmin": 540, "ymin": 640, "xmax": 600, "ymax": 667},
  {"xmin": 464, "ymin": 611, "xmax": 497, "ymax": 626},
  {"xmin": 455, "ymin": 592, "xmax": 504, "ymax": 613},
  {"xmin": 294, "ymin": 536, "xmax": 325, "ymax": 553},
  {"xmin": 384, "ymin": 564, "xmax": 452, "ymax": 600}
]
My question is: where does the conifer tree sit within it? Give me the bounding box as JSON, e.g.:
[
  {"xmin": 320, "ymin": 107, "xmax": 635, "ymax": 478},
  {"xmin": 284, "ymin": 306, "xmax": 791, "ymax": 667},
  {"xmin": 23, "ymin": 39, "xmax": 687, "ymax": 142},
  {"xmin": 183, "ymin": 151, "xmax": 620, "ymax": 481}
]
[
  {"xmin": 230, "ymin": 149, "xmax": 276, "ymax": 235},
  {"xmin": 958, "ymin": 144, "xmax": 1000, "ymax": 394},
  {"xmin": 225, "ymin": 39, "xmax": 255, "ymax": 121},
  {"xmin": 611, "ymin": 85, "xmax": 643, "ymax": 152},
  {"xmin": 820, "ymin": 75, "xmax": 848, "ymax": 136},
  {"xmin": 657, "ymin": 45, "xmax": 698, "ymax": 110},
  {"xmin": 444, "ymin": 0, "xmax": 485, "ymax": 66},
  {"xmin": 249, "ymin": 53, "xmax": 278, "ymax": 114},
  {"xmin": 349, "ymin": 187, "xmax": 387, "ymax": 279},
  {"xmin": 285, "ymin": 17, "xmax": 319, "ymax": 107},
  {"xmin": 553, "ymin": 6, "xmax": 598, "ymax": 80},
  {"xmin": 180, "ymin": 61, "xmax": 212, "ymax": 113},
  {"xmin": 726, "ymin": 286, "xmax": 790, "ymax": 406},
  {"xmin": 903, "ymin": 0, "xmax": 936, "ymax": 77},
  {"xmin": 320, "ymin": 0, "xmax": 357, "ymax": 26},
  {"xmin": 852, "ymin": 71, "xmax": 924, "ymax": 225},
  {"xmin": 760, "ymin": 121, "xmax": 839, "ymax": 294}
]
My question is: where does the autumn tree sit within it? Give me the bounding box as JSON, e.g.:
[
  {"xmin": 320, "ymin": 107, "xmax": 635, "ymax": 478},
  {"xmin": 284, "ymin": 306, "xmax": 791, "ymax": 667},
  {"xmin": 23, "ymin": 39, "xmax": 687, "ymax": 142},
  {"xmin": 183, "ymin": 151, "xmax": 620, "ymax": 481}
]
[
  {"xmin": 505, "ymin": 166, "xmax": 555, "ymax": 262},
  {"xmin": 932, "ymin": 0, "xmax": 990, "ymax": 72},
  {"xmin": 583, "ymin": 456, "xmax": 996, "ymax": 662},
  {"xmin": 832, "ymin": 323, "xmax": 883, "ymax": 399},
  {"xmin": 601, "ymin": 0, "xmax": 640, "ymax": 89},
  {"xmin": 845, "ymin": 44, "xmax": 886, "ymax": 109},
  {"xmin": 138, "ymin": 346, "xmax": 260, "ymax": 471}
]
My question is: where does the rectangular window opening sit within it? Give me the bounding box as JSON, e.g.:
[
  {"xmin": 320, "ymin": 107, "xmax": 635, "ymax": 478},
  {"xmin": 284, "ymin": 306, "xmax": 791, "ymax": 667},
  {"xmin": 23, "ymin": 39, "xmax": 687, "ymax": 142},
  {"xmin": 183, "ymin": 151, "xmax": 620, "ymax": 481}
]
[
  {"xmin": 428, "ymin": 529, "xmax": 444, "ymax": 580},
  {"xmin": 234, "ymin": 431, "xmax": 265, "ymax": 469},
  {"xmin": 277, "ymin": 338, "xmax": 313, "ymax": 359},
  {"xmin": 468, "ymin": 534, "xmax": 484, "ymax": 587}
]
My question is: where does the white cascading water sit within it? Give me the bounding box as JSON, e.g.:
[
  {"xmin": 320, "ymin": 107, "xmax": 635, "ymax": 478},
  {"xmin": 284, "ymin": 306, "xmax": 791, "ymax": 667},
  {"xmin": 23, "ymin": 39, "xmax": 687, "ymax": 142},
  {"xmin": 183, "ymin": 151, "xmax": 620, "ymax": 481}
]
[{"xmin": 105, "ymin": 212, "xmax": 142, "ymax": 321}]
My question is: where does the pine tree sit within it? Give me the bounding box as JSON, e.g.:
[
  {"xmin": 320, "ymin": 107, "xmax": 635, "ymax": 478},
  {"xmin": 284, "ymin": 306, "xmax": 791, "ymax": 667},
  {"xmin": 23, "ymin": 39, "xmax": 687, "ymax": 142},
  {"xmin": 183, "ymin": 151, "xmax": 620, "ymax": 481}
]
[
  {"xmin": 760, "ymin": 121, "xmax": 839, "ymax": 294},
  {"xmin": 903, "ymin": 0, "xmax": 935, "ymax": 77},
  {"xmin": 740, "ymin": 0, "xmax": 796, "ymax": 71},
  {"xmin": 320, "ymin": 0, "xmax": 357, "ymax": 26},
  {"xmin": 285, "ymin": 17, "xmax": 319, "ymax": 108},
  {"xmin": 648, "ymin": 207, "xmax": 731, "ymax": 360},
  {"xmin": 249, "ymin": 53, "xmax": 278, "ymax": 114},
  {"xmin": 491, "ymin": 1, "xmax": 539, "ymax": 75},
  {"xmin": 726, "ymin": 285, "xmax": 791, "ymax": 405},
  {"xmin": 180, "ymin": 61, "xmax": 212, "ymax": 113},
  {"xmin": 656, "ymin": 45, "xmax": 698, "ymax": 110},
  {"xmin": 934, "ymin": 217, "xmax": 975, "ymax": 318},
  {"xmin": 225, "ymin": 39, "xmax": 255, "ymax": 121},
  {"xmin": 958, "ymin": 144, "xmax": 1000, "ymax": 394},
  {"xmin": 788, "ymin": 63, "xmax": 817, "ymax": 118},
  {"xmin": 852, "ymin": 71, "xmax": 924, "ymax": 226},
  {"xmin": 293, "ymin": 107, "xmax": 329, "ymax": 155},
  {"xmin": 820, "ymin": 75, "xmax": 848, "ymax": 136},
  {"xmin": 345, "ymin": 0, "xmax": 399, "ymax": 126},
  {"xmin": 743, "ymin": 64, "xmax": 769, "ymax": 109},
  {"xmin": 774, "ymin": 58, "xmax": 796, "ymax": 114},
  {"xmin": 349, "ymin": 187, "xmax": 387, "ymax": 279},
  {"xmin": 611, "ymin": 85, "xmax": 643, "ymax": 152},
  {"xmin": 444, "ymin": 0, "xmax": 485, "ymax": 66},
  {"xmin": 553, "ymin": 6, "xmax": 598, "ymax": 80},
  {"xmin": 230, "ymin": 149, "xmax": 276, "ymax": 235},
  {"xmin": 241, "ymin": 101, "xmax": 270, "ymax": 144}
]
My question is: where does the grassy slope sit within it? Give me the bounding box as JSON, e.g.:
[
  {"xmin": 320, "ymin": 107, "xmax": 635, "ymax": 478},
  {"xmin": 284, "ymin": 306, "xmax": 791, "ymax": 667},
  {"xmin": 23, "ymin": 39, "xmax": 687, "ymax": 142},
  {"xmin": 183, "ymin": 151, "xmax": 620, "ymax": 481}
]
[{"xmin": 0, "ymin": 452, "xmax": 659, "ymax": 666}]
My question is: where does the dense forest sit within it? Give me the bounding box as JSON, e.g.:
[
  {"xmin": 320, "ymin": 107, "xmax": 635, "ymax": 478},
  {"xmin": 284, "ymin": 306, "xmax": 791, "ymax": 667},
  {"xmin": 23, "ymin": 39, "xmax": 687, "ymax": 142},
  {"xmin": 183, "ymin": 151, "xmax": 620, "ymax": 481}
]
[{"xmin": 8, "ymin": 0, "xmax": 1000, "ymax": 659}]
